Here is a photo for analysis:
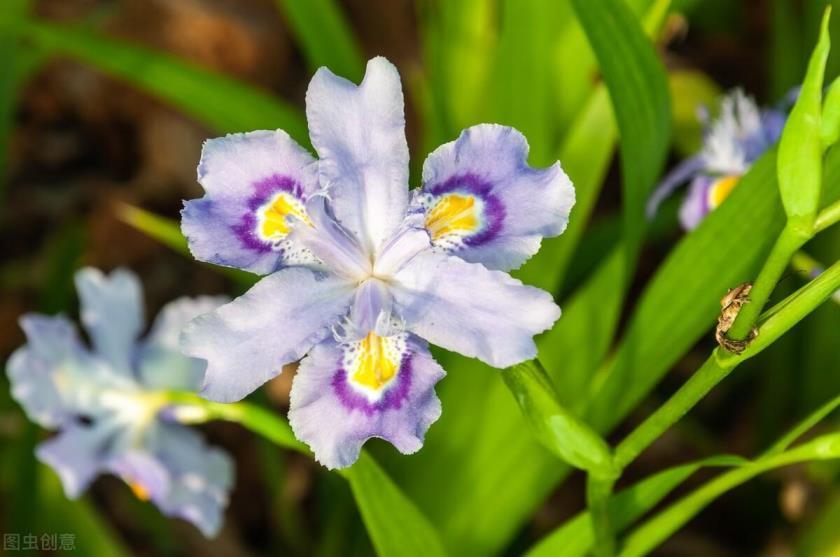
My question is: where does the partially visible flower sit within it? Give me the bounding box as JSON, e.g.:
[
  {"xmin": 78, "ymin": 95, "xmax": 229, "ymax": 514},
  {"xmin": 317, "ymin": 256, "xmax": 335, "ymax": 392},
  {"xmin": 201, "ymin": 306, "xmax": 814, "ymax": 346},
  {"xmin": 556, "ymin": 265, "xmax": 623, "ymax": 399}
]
[
  {"xmin": 6, "ymin": 268, "xmax": 232, "ymax": 537},
  {"xmin": 181, "ymin": 57, "xmax": 575, "ymax": 469},
  {"xmin": 647, "ymin": 89, "xmax": 787, "ymax": 229}
]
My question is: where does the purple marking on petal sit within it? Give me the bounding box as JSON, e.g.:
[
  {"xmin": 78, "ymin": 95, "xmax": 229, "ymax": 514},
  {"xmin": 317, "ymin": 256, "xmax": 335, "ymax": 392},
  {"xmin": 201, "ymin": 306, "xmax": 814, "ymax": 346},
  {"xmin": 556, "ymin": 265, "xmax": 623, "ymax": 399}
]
[
  {"xmin": 426, "ymin": 173, "xmax": 505, "ymax": 247},
  {"xmin": 231, "ymin": 174, "xmax": 305, "ymax": 254},
  {"xmin": 331, "ymin": 353, "xmax": 413, "ymax": 416}
]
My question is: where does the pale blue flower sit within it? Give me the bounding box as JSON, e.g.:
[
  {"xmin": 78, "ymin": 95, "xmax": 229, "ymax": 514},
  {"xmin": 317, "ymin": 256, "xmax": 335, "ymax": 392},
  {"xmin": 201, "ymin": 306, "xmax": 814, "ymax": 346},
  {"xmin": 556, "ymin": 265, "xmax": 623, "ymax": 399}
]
[
  {"xmin": 6, "ymin": 268, "xmax": 232, "ymax": 537},
  {"xmin": 648, "ymin": 89, "xmax": 787, "ymax": 229},
  {"xmin": 181, "ymin": 57, "xmax": 575, "ymax": 469}
]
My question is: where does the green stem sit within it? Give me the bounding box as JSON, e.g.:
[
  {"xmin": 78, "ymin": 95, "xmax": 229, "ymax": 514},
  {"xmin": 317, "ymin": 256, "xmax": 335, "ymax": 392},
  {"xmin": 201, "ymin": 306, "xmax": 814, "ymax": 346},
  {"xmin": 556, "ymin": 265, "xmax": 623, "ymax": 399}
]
[
  {"xmin": 815, "ymin": 198, "xmax": 840, "ymax": 233},
  {"xmin": 727, "ymin": 224, "xmax": 808, "ymax": 340},
  {"xmin": 614, "ymin": 357, "xmax": 731, "ymax": 470},
  {"xmin": 162, "ymin": 391, "xmax": 309, "ymax": 454},
  {"xmin": 614, "ymin": 258, "xmax": 840, "ymax": 472},
  {"xmin": 587, "ymin": 474, "xmax": 617, "ymax": 557}
]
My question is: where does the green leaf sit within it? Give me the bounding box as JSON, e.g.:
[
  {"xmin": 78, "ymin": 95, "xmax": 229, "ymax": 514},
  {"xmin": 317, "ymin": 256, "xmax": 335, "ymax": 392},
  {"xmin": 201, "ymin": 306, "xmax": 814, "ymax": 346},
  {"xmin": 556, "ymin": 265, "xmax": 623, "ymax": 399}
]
[
  {"xmin": 418, "ymin": 0, "xmax": 497, "ymax": 140},
  {"xmin": 117, "ymin": 204, "xmax": 189, "ymax": 255},
  {"xmin": 22, "ymin": 19, "xmax": 307, "ymax": 142},
  {"xmin": 515, "ymin": 86, "xmax": 616, "ymax": 293},
  {"xmin": 620, "ymin": 433, "xmax": 840, "ymax": 557},
  {"xmin": 585, "ymin": 146, "xmax": 840, "ymax": 433},
  {"xmin": 502, "ymin": 361, "xmax": 616, "ymax": 478},
  {"xmin": 526, "ymin": 456, "xmax": 746, "ymax": 557},
  {"xmin": 821, "ymin": 75, "xmax": 840, "ymax": 148},
  {"xmin": 571, "ymin": 0, "xmax": 671, "ymax": 266},
  {"xmin": 762, "ymin": 393, "xmax": 840, "ymax": 457},
  {"xmin": 0, "ymin": 0, "xmax": 34, "ymax": 199},
  {"xmin": 778, "ymin": 7, "xmax": 831, "ymax": 232},
  {"xmin": 38, "ymin": 466, "xmax": 129, "ymax": 557},
  {"xmin": 489, "ymin": 0, "xmax": 557, "ymax": 165},
  {"xmin": 669, "ymin": 70, "xmax": 721, "ymax": 156},
  {"xmin": 117, "ymin": 204, "xmax": 256, "ymax": 288},
  {"xmin": 273, "ymin": 0, "xmax": 364, "ymax": 81},
  {"xmin": 345, "ymin": 452, "xmax": 448, "ymax": 557}
]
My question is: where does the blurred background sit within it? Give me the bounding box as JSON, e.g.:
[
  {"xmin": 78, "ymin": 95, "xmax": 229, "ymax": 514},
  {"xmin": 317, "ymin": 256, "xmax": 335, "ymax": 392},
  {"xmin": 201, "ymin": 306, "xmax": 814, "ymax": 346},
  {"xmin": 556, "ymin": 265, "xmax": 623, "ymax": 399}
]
[{"xmin": 0, "ymin": 0, "xmax": 839, "ymax": 555}]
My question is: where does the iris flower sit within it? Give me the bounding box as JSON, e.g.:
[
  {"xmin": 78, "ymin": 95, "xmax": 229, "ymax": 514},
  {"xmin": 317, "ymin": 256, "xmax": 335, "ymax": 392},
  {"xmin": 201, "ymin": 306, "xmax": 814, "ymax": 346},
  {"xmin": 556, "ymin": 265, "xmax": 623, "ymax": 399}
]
[
  {"xmin": 647, "ymin": 89, "xmax": 786, "ymax": 229},
  {"xmin": 181, "ymin": 57, "xmax": 575, "ymax": 469},
  {"xmin": 7, "ymin": 268, "xmax": 233, "ymax": 537}
]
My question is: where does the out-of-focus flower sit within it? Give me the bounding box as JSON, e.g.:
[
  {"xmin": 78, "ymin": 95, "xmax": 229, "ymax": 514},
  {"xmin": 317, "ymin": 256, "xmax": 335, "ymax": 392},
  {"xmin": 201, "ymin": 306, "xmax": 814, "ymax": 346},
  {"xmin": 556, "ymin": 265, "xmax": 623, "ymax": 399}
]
[
  {"xmin": 6, "ymin": 268, "xmax": 232, "ymax": 537},
  {"xmin": 181, "ymin": 57, "xmax": 575, "ymax": 469},
  {"xmin": 647, "ymin": 89, "xmax": 787, "ymax": 229}
]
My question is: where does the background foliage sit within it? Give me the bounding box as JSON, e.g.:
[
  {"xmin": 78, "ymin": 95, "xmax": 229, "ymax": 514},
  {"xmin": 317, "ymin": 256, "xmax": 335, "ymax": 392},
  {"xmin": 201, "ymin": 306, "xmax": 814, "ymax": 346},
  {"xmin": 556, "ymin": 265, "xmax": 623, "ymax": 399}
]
[{"xmin": 0, "ymin": 0, "xmax": 838, "ymax": 555}]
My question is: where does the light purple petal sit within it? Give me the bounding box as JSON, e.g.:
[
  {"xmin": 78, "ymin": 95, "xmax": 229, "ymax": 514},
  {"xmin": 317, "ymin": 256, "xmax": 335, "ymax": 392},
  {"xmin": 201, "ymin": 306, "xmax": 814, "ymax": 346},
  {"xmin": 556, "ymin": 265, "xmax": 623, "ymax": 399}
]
[
  {"xmin": 138, "ymin": 296, "xmax": 228, "ymax": 392},
  {"xmin": 75, "ymin": 268, "xmax": 143, "ymax": 374},
  {"xmin": 306, "ymin": 57, "xmax": 409, "ymax": 256},
  {"xmin": 7, "ymin": 315, "xmax": 86, "ymax": 428},
  {"xmin": 646, "ymin": 155, "xmax": 704, "ymax": 219},
  {"xmin": 36, "ymin": 423, "xmax": 116, "ymax": 498},
  {"xmin": 350, "ymin": 279, "xmax": 392, "ymax": 335},
  {"xmin": 288, "ymin": 335, "xmax": 444, "ymax": 469},
  {"xmin": 415, "ymin": 124, "xmax": 575, "ymax": 271},
  {"xmin": 391, "ymin": 251, "xmax": 560, "ymax": 368},
  {"xmin": 181, "ymin": 268, "xmax": 355, "ymax": 402},
  {"xmin": 678, "ymin": 176, "xmax": 713, "ymax": 231},
  {"xmin": 291, "ymin": 196, "xmax": 370, "ymax": 280},
  {"xmin": 109, "ymin": 423, "xmax": 234, "ymax": 538},
  {"xmin": 183, "ymin": 130, "xmax": 320, "ymax": 275}
]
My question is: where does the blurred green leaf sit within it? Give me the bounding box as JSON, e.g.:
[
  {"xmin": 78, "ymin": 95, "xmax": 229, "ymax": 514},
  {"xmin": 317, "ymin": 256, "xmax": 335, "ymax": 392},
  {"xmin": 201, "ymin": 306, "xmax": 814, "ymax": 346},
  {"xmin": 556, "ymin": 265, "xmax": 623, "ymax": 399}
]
[
  {"xmin": 620, "ymin": 433, "xmax": 840, "ymax": 556},
  {"xmin": 502, "ymin": 360, "xmax": 615, "ymax": 477},
  {"xmin": 763, "ymin": 393, "xmax": 840, "ymax": 457},
  {"xmin": 769, "ymin": 0, "xmax": 806, "ymax": 100},
  {"xmin": 822, "ymin": 75, "xmax": 840, "ymax": 147},
  {"xmin": 778, "ymin": 7, "xmax": 831, "ymax": 232},
  {"xmin": 118, "ymin": 204, "xmax": 256, "ymax": 288},
  {"xmin": 797, "ymin": 490, "xmax": 840, "ymax": 557},
  {"xmin": 489, "ymin": 0, "xmax": 558, "ymax": 165},
  {"xmin": 572, "ymin": 0, "xmax": 671, "ymax": 265},
  {"xmin": 669, "ymin": 70, "xmax": 721, "ymax": 156},
  {"xmin": 418, "ymin": 0, "xmax": 497, "ymax": 140},
  {"xmin": 37, "ymin": 466, "xmax": 129, "ymax": 557},
  {"xmin": 345, "ymin": 452, "xmax": 447, "ymax": 557},
  {"xmin": 273, "ymin": 0, "xmax": 364, "ymax": 81},
  {"xmin": 526, "ymin": 455, "xmax": 746, "ymax": 557},
  {"xmin": 21, "ymin": 19, "xmax": 308, "ymax": 142},
  {"xmin": 515, "ymin": 86, "xmax": 616, "ymax": 293},
  {"xmin": 117, "ymin": 204, "xmax": 188, "ymax": 255},
  {"xmin": 0, "ymin": 0, "xmax": 33, "ymax": 200}
]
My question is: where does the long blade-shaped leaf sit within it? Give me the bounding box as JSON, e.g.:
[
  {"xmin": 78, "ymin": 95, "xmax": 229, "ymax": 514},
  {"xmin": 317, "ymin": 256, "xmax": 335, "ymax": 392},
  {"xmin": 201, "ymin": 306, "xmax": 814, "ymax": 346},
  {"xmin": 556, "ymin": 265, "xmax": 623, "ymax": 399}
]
[
  {"xmin": 273, "ymin": 0, "xmax": 363, "ymax": 80},
  {"xmin": 345, "ymin": 452, "xmax": 448, "ymax": 557},
  {"xmin": 0, "ymin": 0, "xmax": 34, "ymax": 199},
  {"xmin": 22, "ymin": 20, "xmax": 307, "ymax": 142},
  {"xmin": 571, "ymin": 0, "xmax": 671, "ymax": 267}
]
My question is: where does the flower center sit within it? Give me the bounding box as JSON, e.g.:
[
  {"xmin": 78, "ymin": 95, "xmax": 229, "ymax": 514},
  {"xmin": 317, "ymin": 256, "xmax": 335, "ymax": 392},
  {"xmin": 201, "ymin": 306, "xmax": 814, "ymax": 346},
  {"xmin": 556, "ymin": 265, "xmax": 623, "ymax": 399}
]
[
  {"xmin": 128, "ymin": 480, "xmax": 151, "ymax": 501},
  {"xmin": 425, "ymin": 193, "xmax": 482, "ymax": 241},
  {"xmin": 706, "ymin": 175, "xmax": 740, "ymax": 210},
  {"xmin": 345, "ymin": 332, "xmax": 404, "ymax": 395},
  {"xmin": 256, "ymin": 191, "xmax": 312, "ymax": 243}
]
